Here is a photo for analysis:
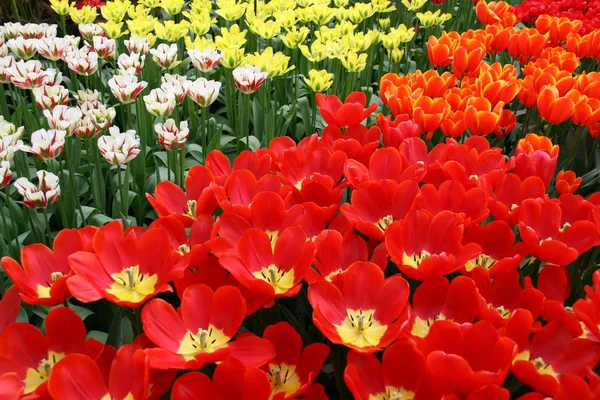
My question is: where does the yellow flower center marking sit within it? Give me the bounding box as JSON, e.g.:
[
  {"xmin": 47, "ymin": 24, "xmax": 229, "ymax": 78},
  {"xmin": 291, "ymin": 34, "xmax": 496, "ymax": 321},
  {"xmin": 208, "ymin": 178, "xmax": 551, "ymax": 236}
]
[
  {"xmin": 35, "ymin": 271, "xmax": 64, "ymax": 298},
  {"xmin": 411, "ymin": 314, "xmax": 447, "ymax": 338},
  {"xmin": 376, "ymin": 215, "xmax": 393, "ymax": 233},
  {"xmin": 268, "ymin": 363, "xmax": 301, "ymax": 398},
  {"xmin": 106, "ymin": 266, "xmax": 158, "ymax": 303},
  {"xmin": 465, "ymin": 254, "xmax": 498, "ymax": 272},
  {"xmin": 336, "ymin": 309, "xmax": 387, "ymax": 349},
  {"xmin": 253, "ymin": 264, "xmax": 295, "ymax": 295},
  {"xmin": 402, "ymin": 250, "xmax": 431, "ymax": 269},
  {"xmin": 24, "ymin": 351, "xmax": 64, "ymax": 394},
  {"xmin": 177, "ymin": 325, "xmax": 230, "ymax": 361}
]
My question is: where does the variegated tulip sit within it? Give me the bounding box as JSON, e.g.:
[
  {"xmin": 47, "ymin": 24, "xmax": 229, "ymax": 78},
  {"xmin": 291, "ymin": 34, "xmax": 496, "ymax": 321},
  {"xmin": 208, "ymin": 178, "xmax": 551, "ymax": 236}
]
[
  {"xmin": 21, "ymin": 129, "xmax": 67, "ymax": 160},
  {"xmin": 108, "ymin": 75, "xmax": 148, "ymax": 103},
  {"xmin": 143, "ymin": 88, "xmax": 176, "ymax": 118},
  {"xmin": 0, "ymin": 43, "xmax": 7, "ymax": 58},
  {"xmin": 117, "ymin": 52, "xmax": 145, "ymax": 75},
  {"xmin": 90, "ymin": 36, "xmax": 116, "ymax": 60},
  {"xmin": 74, "ymin": 114, "xmax": 99, "ymax": 140},
  {"xmin": 0, "ymin": 161, "xmax": 12, "ymax": 188},
  {"xmin": 161, "ymin": 73, "xmax": 187, "ymax": 104},
  {"xmin": 0, "ymin": 55, "xmax": 15, "ymax": 83},
  {"xmin": 14, "ymin": 170, "xmax": 60, "ymax": 209},
  {"xmin": 79, "ymin": 23, "xmax": 105, "ymax": 41},
  {"xmin": 65, "ymin": 47, "xmax": 99, "ymax": 76},
  {"xmin": 97, "ymin": 126, "xmax": 140, "ymax": 165},
  {"xmin": 74, "ymin": 89, "xmax": 101, "ymax": 106},
  {"xmin": 149, "ymin": 43, "xmax": 180, "ymax": 70},
  {"xmin": 43, "ymin": 105, "xmax": 83, "ymax": 136},
  {"xmin": 6, "ymin": 37, "xmax": 38, "ymax": 59},
  {"xmin": 63, "ymin": 35, "xmax": 81, "ymax": 48},
  {"xmin": 33, "ymin": 85, "xmax": 69, "ymax": 110},
  {"xmin": 8, "ymin": 60, "xmax": 59, "ymax": 89},
  {"xmin": 185, "ymin": 77, "xmax": 221, "ymax": 107},
  {"xmin": 232, "ymin": 66, "xmax": 268, "ymax": 94},
  {"xmin": 0, "ymin": 136, "xmax": 22, "ymax": 162},
  {"xmin": 36, "ymin": 37, "xmax": 65, "ymax": 61},
  {"xmin": 155, "ymin": 119, "xmax": 188, "ymax": 150},
  {"xmin": 188, "ymin": 49, "xmax": 224, "ymax": 72},
  {"xmin": 0, "ymin": 117, "xmax": 24, "ymax": 140},
  {"xmin": 2, "ymin": 23, "xmax": 21, "ymax": 39},
  {"xmin": 125, "ymin": 36, "xmax": 151, "ymax": 56},
  {"xmin": 90, "ymin": 104, "xmax": 117, "ymax": 131}
]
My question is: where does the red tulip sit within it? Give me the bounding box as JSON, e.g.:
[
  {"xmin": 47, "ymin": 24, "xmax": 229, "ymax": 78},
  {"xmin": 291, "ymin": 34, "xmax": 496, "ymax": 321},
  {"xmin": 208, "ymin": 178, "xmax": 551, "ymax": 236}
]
[{"xmin": 316, "ymin": 91, "xmax": 377, "ymax": 128}]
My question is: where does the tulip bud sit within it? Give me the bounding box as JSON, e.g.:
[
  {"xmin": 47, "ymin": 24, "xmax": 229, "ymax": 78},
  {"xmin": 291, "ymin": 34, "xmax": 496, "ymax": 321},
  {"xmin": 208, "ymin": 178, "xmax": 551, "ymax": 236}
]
[
  {"xmin": 33, "ymin": 85, "xmax": 69, "ymax": 110},
  {"xmin": 161, "ymin": 73, "xmax": 187, "ymax": 104},
  {"xmin": 150, "ymin": 43, "xmax": 180, "ymax": 70},
  {"xmin": 117, "ymin": 52, "xmax": 146, "ymax": 75},
  {"xmin": 232, "ymin": 66, "xmax": 267, "ymax": 94},
  {"xmin": 21, "ymin": 129, "xmax": 66, "ymax": 160},
  {"xmin": 14, "ymin": 170, "xmax": 60, "ymax": 209},
  {"xmin": 63, "ymin": 35, "xmax": 81, "ymax": 48},
  {"xmin": 143, "ymin": 88, "xmax": 176, "ymax": 118},
  {"xmin": 0, "ymin": 55, "xmax": 14, "ymax": 84},
  {"xmin": 90, "ymin": 104, "xmax": 117, "ymax": 131},
  {"xmin": 74, "ymin": 114, "xmax": 100, "ymax": 140},
  {"xmin": 44, "ymin": 105, "xmax": 83, "ymax": 136},
  {"xmin": 108, "ymin": 75, "xmax": 148, "ymax": 103},
  {"xmin": 155, "ymin": 119, "xmax": 189, "ymax": 150},
  {"xmin": 303, "ymin": 69, "xmax": 333, "ymax": 93},
  {"xmin": 98, "ymin": 126, "xmax": 140, "ymax": 165},
  {"xmin": 65, "ymin": 47, "xmax": 99, "ymax": 76},
  {"xmin": 90, "ymin": 36, "xmax": 116, "ymax": 60},
  {"xmin": 188, "ymin": 49, "xmax": 224, "ymax": 73},
  {"xmin": 79, "ymin": 23, "xmax": 105, "ymax": 41},
  {"xmin": 124, "ymin": 36, "xmax": 151, "ymax": 56},
  {"xmin": 185, "ymin": 77, "xmax": 221, "ymax": 107},
  {"xmin": 0, "ymin": 161, "xmax": 12, "ymax": 188}
]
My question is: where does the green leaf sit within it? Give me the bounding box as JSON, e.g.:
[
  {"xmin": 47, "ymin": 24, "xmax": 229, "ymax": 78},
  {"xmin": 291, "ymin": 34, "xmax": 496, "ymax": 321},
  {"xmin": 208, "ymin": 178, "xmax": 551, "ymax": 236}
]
[
  {"xmin": 87, "ymin": 330, "xmax": 108, "ymax": 344},
  {"xmin": 67, "ymin": 301, "xmax": 95, "ymax": 321}
]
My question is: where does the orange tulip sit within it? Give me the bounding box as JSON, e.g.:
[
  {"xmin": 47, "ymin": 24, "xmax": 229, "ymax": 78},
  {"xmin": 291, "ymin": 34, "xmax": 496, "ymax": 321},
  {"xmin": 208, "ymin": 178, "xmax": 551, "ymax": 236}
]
[
  {"xmin": 526, "ymin": 47, "xmax": 580, "ymax": 74},
  {"xmin": 507, "ymin": 28, "xmax": 549, "ymax": 63},
  {"xmin": 475, "ymin": 63, "xmax": 520, "ymax": 106},
  {"xmin": 452, "ymin": 39, "xmax": 486, "ymax": 78},
  {"xmin": 412, "ymin": 96, "xmax": 451, "ymax": 133},
  {"xmin": 517, "ymin": 133, "xmax": 559, "ymax": 157},
  {"xmin": 427, "ymin": 32, "xmax": 459, "ymax": 68},
  {"xmin": 445, "ymin": 87, "xmax": 473, "ymax": 112},
  {"xmin": 572, "ymin": 97, "xmax": 600, "ymax": 127},
  {"xmin": 518, "ymin": 66, "xmax": 576, "ymax": 108},
  {"xmin": 440, "ymin": 110, "xmax": 467, "ymax": 137},
  {"xmin": 494, "ymin": 109, "xmax": 517, "ymax": 138},
  {"xmin": 555, "ymin": 170, "xmax": 582, "ymax": 195},
  {"xmin": 535, "ymin": 15, "xmax": 582, "ymax": 45},
  {"xmin": 412, "ymin": 70, "xmax": 456, "ymax": 98},
  {"xmin": 486, "ymin": 24, "xmax": 512, "ymax": 54},
  {"xmin": 464, "ymin": 97, "xmax": 504, "ymax": 135},
  {"xmin": 537, "ymin": 85, "xmax": 582, "ymax": 125},
  {"xmin": 476, "ymin": 0, "xmax": 516, "ymax": 28},
  {"xmin": 576, "ymin": 72, "xmax": 600, "ymax": 99}
]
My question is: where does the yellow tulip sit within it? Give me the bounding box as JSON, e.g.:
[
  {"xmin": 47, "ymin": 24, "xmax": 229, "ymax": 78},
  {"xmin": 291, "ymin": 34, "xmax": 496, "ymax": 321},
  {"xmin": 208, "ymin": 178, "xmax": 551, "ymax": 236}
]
[
  {"xmin": 325, "ymin": 39, "xmax": 349, "ymax": 59},
  {"xmin": 401, "ymin": 0, "xmax": 427, "ymax": 11},
  {"xmin": 216, "ymin": 4, "xmax": 246, "ymax": 21},
  {"xmin": 185, "ymin": 36, "xmax": 217, "ymax": 50},
  {"xmin": 346, "ymin": 32, "xmax": 374, "ymax": 52},
  {"xmin": 154, "ymin": 20, "xmax": 188, "ymax": 42},
  {"xmin": 280, "ymin": 26, "xmax": 309, "ymax": 49},
  {"xmin": 303, "ymin": 69, "xmax": 333, "ymax": 93},
  {"xmin": 160, "ymin": 0, "xmax": 185, "ymax": 15},
  {"xmin": 128, "ymin": 4, "xmax": 152, "ymax": 19},
  {"xmin": 247, "ymin": 18, "xmax": 281, "ymax": 40},
  {"xmin": 99, "ymin": 21, "xmax": 129, "ymax": 39},
  {"xmin": 220, "ymin": 46, "xmax": 245, "ymax": 69},
  {"xmin": 101, "ymin": 0, "xmax": 130, "ymax": 22},
  {"xmin": 299, "ymin": 40, "xmax": 327, "ymax": 62},
  {"xmin": 273, "ymin": 10, "xmax": 296, "ymax": 29},
  {"xmin": 372, "ymin": 0, "xmax": 396, "ymax": 13},
  {"xmin": 379, "ymin": 17, "xmax": 391, "ymax": 31},
  {"xmin": 307, "ymin": 5, "xmax": 334, "ymax": 25},
  {"xmin": 215, "ymin": 24, "xmax": 247, "ymax": 49},
  {"xmin": 69, "ymin": 5, "xmax": 98, "ymax": 24},
  {"xmin": 127, "ymin": 16, "xmax": 157, "ymax": 37},
  {"xmin": 340, "ymin": 51, "xmax": 367, "ymax": 72},
  {"xmin": 141, "ymin": 0, "xmax": 160, "ymax": 7},
  {"xmin": 388, "ymin": 48, "xmax": 405, "ymax": 64},
  {"xmin": 243, "ymin": 47, "xmax": 293, "ymax": 77},
  {"xmin": 50, "ymin": 0, "xmax": 69, "ymax": 16},
  {"xmin": 189, "ymin": 0, "xmax": 212, "ymax": 13}
]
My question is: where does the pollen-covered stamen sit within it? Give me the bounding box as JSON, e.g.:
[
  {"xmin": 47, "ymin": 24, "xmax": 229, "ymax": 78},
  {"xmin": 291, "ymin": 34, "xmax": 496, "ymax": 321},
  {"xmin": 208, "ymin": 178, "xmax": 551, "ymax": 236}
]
[
  {"xmin": 268, "ymin": 265, "xmax": 279, "ymax": 284},
  {"xmin": 271, "ymin": 366, "xmax": 282, "ymax": 387},
  {"xmin": 50, "ymin": 271, "xmax": 63, "ymax": 281},
  {"xmin": 510, "ymin": 203, "xmax": 518, "ymax": 211},
  {"xmin": 469, "ymin": 174, "xmax": 479, "ymax": 181},
  {"xmin": 560, "ymin": 222, "xmax": 571, "ymax": 232},
  {"xmin": 178, "ymin": 244, "xmax": 190, "ymax": 255},
  {"xmin": 337, "ymin": 308, "xmax": 387, "ymax": 348},
  {"xmin": 124, "ymin": 266, "xmax": 137, "ymax": 288},
  {"xmin": 402, "ymin": 249, "xmax": 432, "ymax": 269},
  {"xmin": 39, "ymin": 359, "xmax": 52, "ymax": 376},
  {"xmin": 349, "ymin": 309, "xmax": 374, "ymax": 332},
  {"xmin": 476, "ymin": 254, "xmax": 497, "ymax": 269},
  {"xmin": 185, "ymin": 199, "xmax": 197, "ymax": 219},
  {"xmin": 494, "ymin": 305, "xmax": 511, "ymax": 319},
  {"xmin": 376, "ymin": 215, "xmax": 393, "ymax": 233},
  {"xmin": 197, "ymin": 328, "xmax": 209, "ymax": 350},
  {"xmin": 387, "ymin": 387, "xmax": 416, "ymax": 400}
]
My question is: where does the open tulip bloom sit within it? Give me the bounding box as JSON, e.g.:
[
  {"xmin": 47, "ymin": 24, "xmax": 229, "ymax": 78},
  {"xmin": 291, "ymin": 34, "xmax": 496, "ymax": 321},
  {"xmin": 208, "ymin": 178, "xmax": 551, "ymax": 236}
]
[{"xmin": 3, "ymin": 2, "xmax": 600, "ymax": 399}]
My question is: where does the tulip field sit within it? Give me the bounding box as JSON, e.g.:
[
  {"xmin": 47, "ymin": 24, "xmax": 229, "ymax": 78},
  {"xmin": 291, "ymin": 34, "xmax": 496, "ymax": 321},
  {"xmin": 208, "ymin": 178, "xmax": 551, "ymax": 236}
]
[{"xmin": 2, "ymin": 0, "xmax": 600, "ymax": 398}]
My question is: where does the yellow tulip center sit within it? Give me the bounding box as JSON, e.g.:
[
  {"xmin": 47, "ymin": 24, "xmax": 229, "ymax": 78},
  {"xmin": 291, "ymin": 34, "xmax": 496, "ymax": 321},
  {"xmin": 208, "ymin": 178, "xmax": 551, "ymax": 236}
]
[
  {"xmin": 106, "ymin": 266, "xmax": 158, "ymax": 303},
  {"xmin": 336, "ymin": 309, "xmax": 387, "ymax": 349},
  {"xmin": 24, "ymin": 351, "xmax": 64, "ymax": 394},
  {"xmin": 267, "ymin": 363, "xmax": 301, "ymax": 398},
  {"xmin": 253, "ymin": 265, "xmax": 296, "ymax": 294}
]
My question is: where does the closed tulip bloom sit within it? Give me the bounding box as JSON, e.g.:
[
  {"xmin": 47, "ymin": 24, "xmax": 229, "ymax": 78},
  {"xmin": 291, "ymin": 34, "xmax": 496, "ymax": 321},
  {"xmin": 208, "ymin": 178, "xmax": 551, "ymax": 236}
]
[
  {"xmin": 155, "ymin": 119, "xmax": 189, "ymax": 151},
  {"xmin": 98, "ymin": 126, "xmax": 140, "ymax": 165},
  {"xmin": 161, "ymin": 73, "xmax": 188, "ymax": 104},
  {"xmin": 117, "ymin": 52, "xmax": 146, "ymax": 75},
  {"xmin": 65, "ymin": 47, "xmax": 99, "ymax": 76},
  {"xmin": 0, "ymin": 161, "xmax": 12, "ymax": 188},
  {"xmin": 537, "ymin": 85, "xmax": 582, "ymax": 125},
  {"xmin": 32, "ymin": 84, "xmax": 69, "ymax": 110},
  {"xmin": 143, "ymin": 87, "xmax": 176, "ymax": 118},
  {"xmin": 150, "ymin": 43, "xmax": 180, "ymax": 70},
  {"xmin": 44, "ymin": 105, "xmax": 83, "ymax": 136},
  {"xmin": 0, "ymin": 55, "xmax": 15, "ymax": 83},
  {"xmin": 14, "ymin": 170, "xmax": 60, "ymax": 209},
  {"xmin": 78, "ymin": 23, "xmax": 105, "ymax": 41},
  {"xmin": 0, "ymin": 136, "xmax": 23, "ymax": 162},
  {"xmin": 89, "ymin": 104, "xmax": 116, "ymax": 131},
  {"xmin": 6, "ymin": 37, "xmax": 38, "ymax": 59},
  {"xmin": 74, "ymin": 89, "xmax": 100, "ymax": 105},
  {"xmin": 21, "ymin": 129, "xmax": 66, "ymax": 160},
  {"xmin": 188, "ymin": 49, "xmax": 224, "ymax": 72},
  {"xmin": 233, "ymin": 66, "xmax": 268, "ymax": 94},
  {"xmin": 36, "ymin": 37, "xmax": 65, "ymax": 61},
  {"xmin": 186, "ymin": 77, "xmax": 221, "ymax": 107},
  {"xmin": 304, "ymin": 69, "xmax": 334, "ymax": 93},
  {"xmin": 108, "ymin": 74, "xmax": 148, "ymax": 103},
  {"xmin": 124, "ymin": 36, "xmax": 151, "ymax": 56},
  {"xmin": 90, "ymin": 36, "xmax": 116, "ymax": 60}
]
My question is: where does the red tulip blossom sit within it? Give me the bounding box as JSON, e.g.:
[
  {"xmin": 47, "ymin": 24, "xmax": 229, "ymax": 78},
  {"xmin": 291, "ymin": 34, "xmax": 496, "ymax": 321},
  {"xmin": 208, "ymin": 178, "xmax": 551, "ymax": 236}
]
[{"xmin": 316, "ymin": 91, "xmax": 378, "ymax": 128}]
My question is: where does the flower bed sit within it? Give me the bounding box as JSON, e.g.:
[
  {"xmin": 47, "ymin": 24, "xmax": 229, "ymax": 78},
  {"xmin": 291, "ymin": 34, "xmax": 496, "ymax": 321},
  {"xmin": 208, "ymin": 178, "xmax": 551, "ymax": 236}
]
[{"xmin": 0, "ymin": 0, "xmax": 599, "ymax": 398}]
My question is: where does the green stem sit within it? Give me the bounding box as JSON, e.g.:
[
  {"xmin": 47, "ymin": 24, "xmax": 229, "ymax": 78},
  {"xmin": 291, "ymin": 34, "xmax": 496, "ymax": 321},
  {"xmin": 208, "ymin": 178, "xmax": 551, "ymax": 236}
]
[
  {"xmin": 567, "ymin": 125, "xmax": 585, "ymax": 169},
  {"xmin": 180, "ymin": 144, "xmax": 186, "ymax": 188},
  {"xmin": 5, "ymin": 186, "xmax": 20, "ymax": 254},
  {"xmin": 65, "ymin": 138, "xmax": 86, "ymax": 226},
  {"xmin": 42, "ymin": 207, "xmax": 51, "ymax": 245},
  {"xmin": 117, "ymin": 165, "xmax": 128, "ymax": 224}
]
